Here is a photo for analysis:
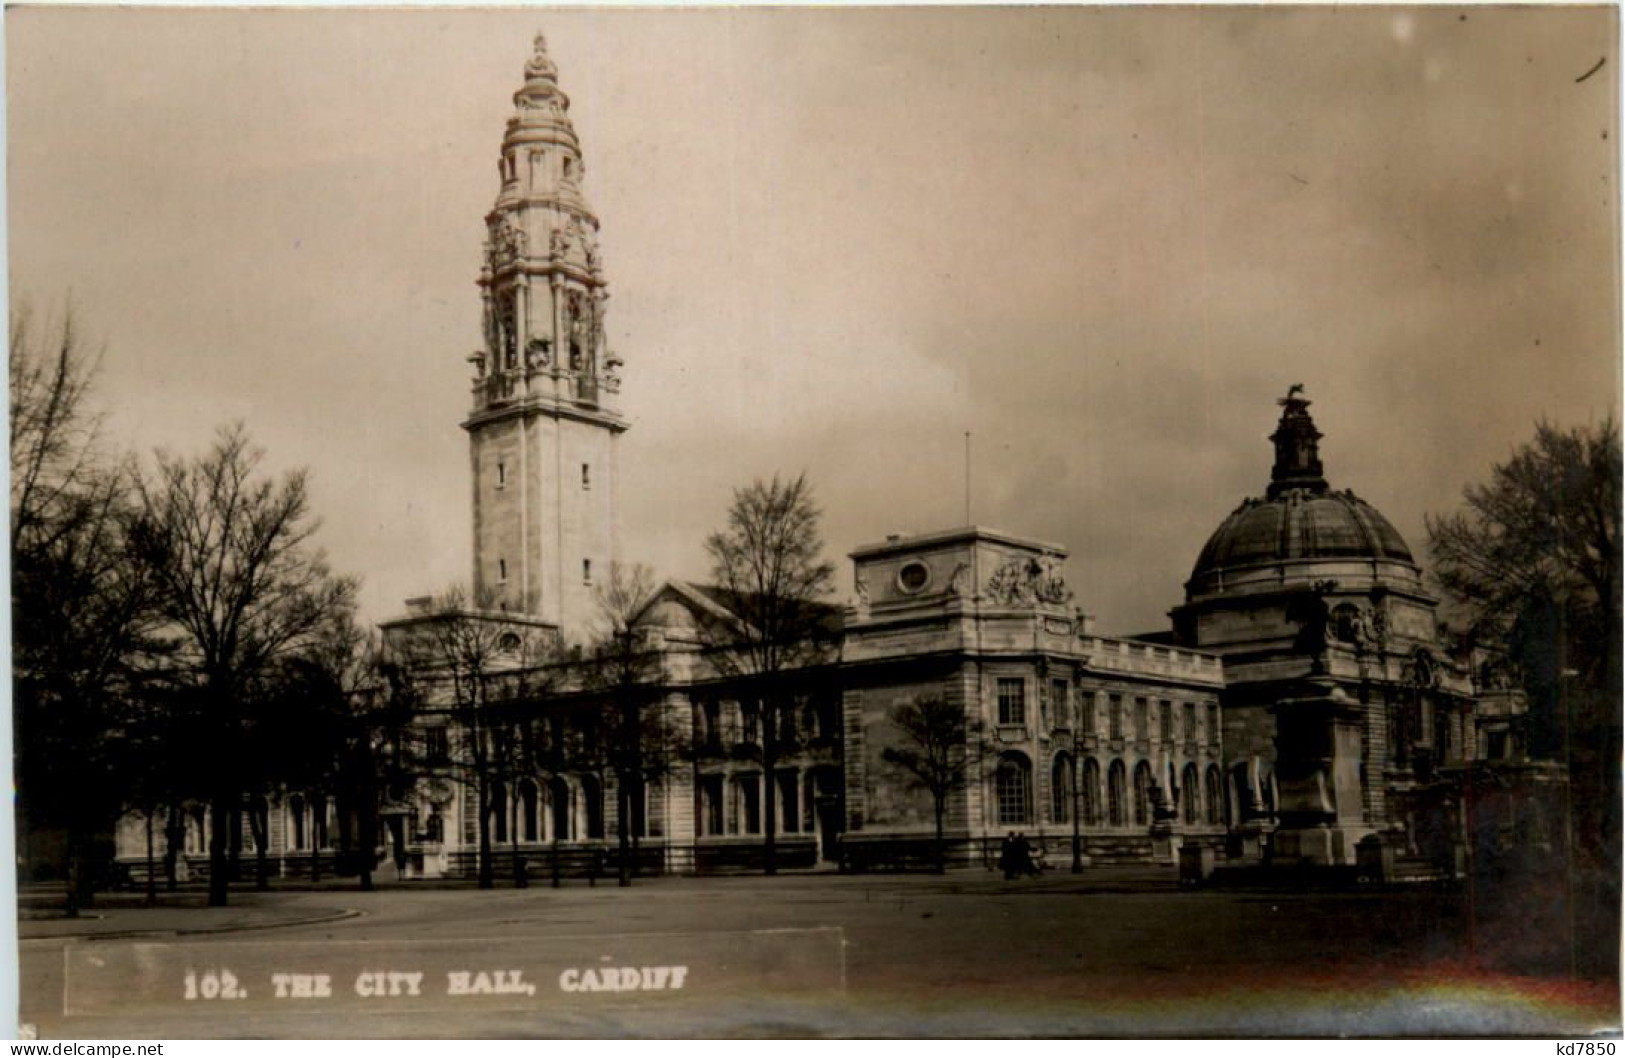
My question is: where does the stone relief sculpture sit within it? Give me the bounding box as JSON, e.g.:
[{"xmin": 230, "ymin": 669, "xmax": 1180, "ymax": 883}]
[
  {"xmin": 986, "ymin": 556, "xmax": 1073, "ymax": 606},
  {"xmin": 946, "ymin": 562, "xmax": 970, "ymax": 597},
  {"xmin": 490, "ymin": 217, "xmax": 527, "ymax": 265},
  {"xmin": 854, "ymin": 571, "xmax": 870, "ymax": 615}
]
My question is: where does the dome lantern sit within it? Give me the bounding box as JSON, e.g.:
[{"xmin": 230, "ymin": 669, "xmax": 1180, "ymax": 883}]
[{"xmin": 1268, "ymin": 384, "xmax": 1327, "ymax": 499}]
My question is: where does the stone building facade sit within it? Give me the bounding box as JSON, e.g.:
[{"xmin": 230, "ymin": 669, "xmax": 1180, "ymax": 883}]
[
  {"xmin": 115, "ymin": 35, "xmax": 1552, "ymax": 883},
  {"xmin": 838, "ymin": 529, "xmax": 1226, "ymax": 869}
]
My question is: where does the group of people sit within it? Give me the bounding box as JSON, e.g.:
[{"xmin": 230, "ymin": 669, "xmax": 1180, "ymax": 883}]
[{"xmin": 998, "ymin": 832, "xmax": 1042, "ymax": 880}]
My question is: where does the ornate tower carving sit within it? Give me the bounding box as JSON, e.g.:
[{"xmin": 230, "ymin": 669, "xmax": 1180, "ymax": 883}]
[
  {"xmin": 464, "ymin": 33, "xmax": 627, "ymax": 635},
  {"xmin": 1268, "ymin": 384, "xmax": 1327, "ymax": 499}
]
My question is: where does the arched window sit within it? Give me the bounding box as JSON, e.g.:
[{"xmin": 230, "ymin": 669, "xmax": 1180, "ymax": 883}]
[
  {"xmin": 1082, "ymin": 758, "xmax": 1101, "ymax": 826},
  {"xmin": 1205, "ymin": 765, "xmax": 1223, "ymax": 826},
  {"xmin": 581, "ymin": 775, "xmax": 605, "ymax": 840},
  {"xmin": 1051, "ymin": 753, "xmax": 1074, "ymax": 824},
  {"xmin": 645, "ymin": 779, "xmax": 665, "ymax": 839},
  {"xmin": 425, "ymin": 810, "xmax": 444, "ymax": 843},
  {"xmin": 1182, "ymin": 763, "xmax": 1201, "ymax": 824},
  {"xmin": 1231, "ymin": 763, "xmax": 1252, "ymax": 821},
  {"xmin": 995, "ymin": 754, "xmax": 1032, "ymax": 826},
  {"xmin": 490, "ymin": 781, "xmax": 508, "ymax": 843},
  {"xmin": 731, "ymin": 774, "xmax": 760, "ymax": 835},
  {"xmin": 1107, "ymin": 760, "xmax": 1126, "ymax": 827},
  {"xmin": 519, "ymin": 779, "xmax": 540, "ymax": 842},
  {"xmin": 1132, "ymin": 761, "xmax": 1153, "ymax": 827},
  {"xmin": 549, "ymin": 777, "xmax": 571, "ymax": 841},
  {"xmin": 1331, "ymin": 604, "xmax": 1361, "ymax": 644},
  {"xmin": 288, "ymin": 794, "xmax": 306, "ymax": 851}
]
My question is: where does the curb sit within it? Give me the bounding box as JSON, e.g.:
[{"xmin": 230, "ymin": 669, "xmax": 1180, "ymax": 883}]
[{"xmin": 21, "ymin": 907, "xmax": 365, "ymax": 945}]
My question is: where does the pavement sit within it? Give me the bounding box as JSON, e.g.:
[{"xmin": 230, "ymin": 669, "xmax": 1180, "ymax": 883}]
[
  {"xmin": 15, "ymin": 866, "xmax": 1622, "ymax": 1039},
  {"xmin": 18, "ymin": 892, "xmax": 360, "ymax": 942}
]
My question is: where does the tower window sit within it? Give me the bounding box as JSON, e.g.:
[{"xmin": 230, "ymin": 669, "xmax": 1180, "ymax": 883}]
[
  {"xmin": 581, "ymin": 463, "xmax": 591, "ymax": 489},
  {"xmin": 496, "ymin": 462, "xmax": 506, "ymax": 489},
  {"xmin": 498, "ymin": 558, "xmax": 508, "ymax": 582},
  {"xmin": 583, "ymin": 558, "xmax": 592, "ymax": 583}
]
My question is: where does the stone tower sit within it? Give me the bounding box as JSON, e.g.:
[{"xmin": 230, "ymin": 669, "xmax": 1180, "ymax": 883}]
[{"xmin": 464, "ymin": 33, "xmax": 627, "ymax": 637}]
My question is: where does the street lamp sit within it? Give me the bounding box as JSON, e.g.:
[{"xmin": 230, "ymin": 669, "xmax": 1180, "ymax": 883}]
[
  {"xmin": 1070, "ymin": 751, "xmax": 1083, "ymax": 873},
  {"xmin": 1560, "ymin": 665, "xmax": 1580, "ymax": 980}
]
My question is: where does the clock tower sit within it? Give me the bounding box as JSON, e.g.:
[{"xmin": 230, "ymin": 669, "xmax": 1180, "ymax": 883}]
[{"xmin": 464, "ymin": 33, "xmax": 627, "ymax": 637}]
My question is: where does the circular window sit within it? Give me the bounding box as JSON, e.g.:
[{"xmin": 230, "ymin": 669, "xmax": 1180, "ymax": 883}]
[{"xmin": 897, "ymin": 561, "xmax": 931, "ymax": 594}]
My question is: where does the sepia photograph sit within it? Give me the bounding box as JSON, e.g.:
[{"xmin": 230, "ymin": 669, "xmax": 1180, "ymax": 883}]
[{"xmin": 7, "ymin": 4, "xmax": 1622, "ymax": 1040}]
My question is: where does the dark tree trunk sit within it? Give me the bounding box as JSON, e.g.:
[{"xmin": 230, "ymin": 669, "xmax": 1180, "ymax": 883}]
[
  {"xmin": 356, "ymin": 801, "xmax": 376, "ymax": 892},
  {"xmin": 163, "ymin": 807, "xmax": 183, "ymax": 892},
  {"xmin": 249, "ymin": 801, "xmax": 270, "ymax": 891},
  {"xmin": 145, "ymin": 811, "xmax": 157, "ymax": 906},
  {"xmin": 933, "ymin": 800, "xmax": 946, "ymax": 875},
  {"xmin": 208, "ymin": 793, "xmax": 231, "ymax": 907},
  {"xmin": 617, "ymin": 781, "xmax": 632, "ymax": 887},
  {"xmin": 62, "ymin": 825, "xmax": 81, "ymax": 919},
  {"xmin": 477, "ymin": 778, "xmax": 494, "ymax": 890},
  {"xmin": 762, "ymin": 697, "xmax": 778, "ymax": 876}
]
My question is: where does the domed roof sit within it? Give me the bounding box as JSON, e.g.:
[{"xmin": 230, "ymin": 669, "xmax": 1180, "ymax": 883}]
[
  {"xmin": 1192, "ymin": 488, "xmax": 1414, "ymax": 577},
  {"xmin": 1187, "ymin": 390, "xmax": 1417, "ymax": 594}
]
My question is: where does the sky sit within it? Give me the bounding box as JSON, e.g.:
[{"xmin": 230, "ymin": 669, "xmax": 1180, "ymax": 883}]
[{"xmin": 7, "ymin": 6, "xmax": 1620, "ymax": 635}]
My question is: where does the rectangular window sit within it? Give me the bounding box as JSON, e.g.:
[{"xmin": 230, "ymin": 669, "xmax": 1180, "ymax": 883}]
[
  {"xmin": 1050, "ymin": 679, "xmax": 1070, "ymax": 729},
  {"xmin": 1134, "ymin": 698, "xmax": 1149, "ymax": 741},
  {"xmin": 1082, "ymin": 692, "xmax": 1097, "ymax": 736},
  {"xmin": 1109, "ymin": 694, "xmax": 1123, "ymax": 740},
  {"xmin": 582, "ymin": 558, "xmax": 592, "ymax": 583},
  {"xmin": 1208, "ymin": 703, "xmax": 1221, "ymax": 747},
  {"xmin": 997, "ymin": 677, "xmax": 1026, "ymax": 726},
  {"xmin": 498, "ymin": 558, "xmax": 508, "ymax": 582},
  {"xmin": 581, "ymin": 463, "xmax": 591, "ymax": 489},
  {"xmin": 1183, "ymin": 702, "xmax": 1197, "ymax": 744},
  {"xmin": 425, "ymin": 727, "xmax": 449, "ymax": 765},
  {"xmin": 496, "ymin": 462, "xmax": 506, "ymax": 489},
  {"xmin": 1159, "ymin": 700, "xmax": 1172, "ymax": 742}
]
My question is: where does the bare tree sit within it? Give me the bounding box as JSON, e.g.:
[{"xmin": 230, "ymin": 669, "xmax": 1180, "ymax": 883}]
[
  {"xmin": 129, "ymin": 425, "xmax": 357, "ymax": 907},
  {"xmin": 386, "ymin": 585, "xmax": 555, "ymax": 890},
  {"xmin": 263, "ymin": 609, "xmax": 406, "ymax": 891},
  {"xmin": 583, "ymin": 562, "xmax": 684, "ymax": 886},
  {"xmin": 702, "ymin": 474, "xmax": 838, "ymax": 875},
  {"xmin": 10, "ymin": 304, "xmax": 162, "ymax": 916},
  {"xmin": 881, "ymin": 695, "xmax": 989, "ymax": 873}
]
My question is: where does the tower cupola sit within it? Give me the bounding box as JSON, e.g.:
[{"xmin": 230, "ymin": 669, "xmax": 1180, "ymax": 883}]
[
  {"xmin": 1268, "ymin": 384, "xmax": 1327, "ymax": 499},
  {"xmin": 462, "ymin": 33, "xmax": 628, "ymax": 635}
]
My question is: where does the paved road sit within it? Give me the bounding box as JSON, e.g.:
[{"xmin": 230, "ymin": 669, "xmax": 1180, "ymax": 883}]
[{"xmin": 19, "ymin": 869, "xmax": 1618, "ymax": 1038}]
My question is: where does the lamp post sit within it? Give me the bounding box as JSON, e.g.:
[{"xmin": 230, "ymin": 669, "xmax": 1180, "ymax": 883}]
[
  {"xmin": 1070, "ymin": 750, "xmax": 1083, "ymax": 873},
  {"xmin": 1560, "ymin": 665, "xmax": 1580, "ymax": 980}
]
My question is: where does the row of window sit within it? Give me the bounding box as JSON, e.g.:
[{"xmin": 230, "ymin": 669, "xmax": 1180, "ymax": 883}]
[
  {"xmin": 422, "ymin": 715, "xmax": 608, "ymax": 768},
  {"xmin": 494, "ymin": 461, "xmax": 592, "ymax": 490},
  {"xmin": 693, "ymin": 697, "xmax": 841, "ymax": 749},
  {"xmin": 696, "ymin": 769, "xmax": 831, "ymax": 837},
  {"xmin": 495, "ymin": 556, "xmax": 595, "ymax": 584},
  {"xmin": 993, "ymin": 677, "xmax": 1221, "ymax": 747},
  {"xmin": 476, "ymin": 775, "xmax": 665, "ymax": 844},
  {"xmin": 995, "ymin": 754, "xmax": 1226, "ymax": 829}
]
